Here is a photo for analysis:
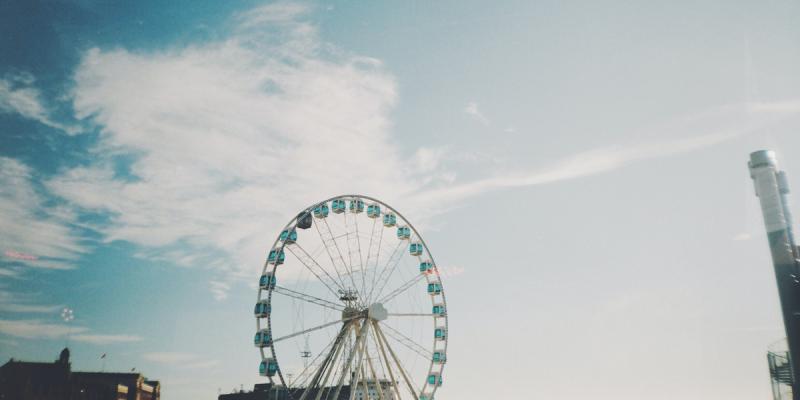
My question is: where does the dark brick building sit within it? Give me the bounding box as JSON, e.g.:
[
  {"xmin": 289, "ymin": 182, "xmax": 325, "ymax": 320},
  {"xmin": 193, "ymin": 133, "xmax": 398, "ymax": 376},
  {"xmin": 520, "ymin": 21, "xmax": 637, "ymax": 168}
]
[{"xmin": 0, "ymin": 348, "xmax": 159, "ymax": 400}]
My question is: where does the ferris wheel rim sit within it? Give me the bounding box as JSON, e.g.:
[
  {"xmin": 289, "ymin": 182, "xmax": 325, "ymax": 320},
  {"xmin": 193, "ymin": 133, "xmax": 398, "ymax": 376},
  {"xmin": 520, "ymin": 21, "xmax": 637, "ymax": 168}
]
[{"xmin": 255, "ymin": 194, "xmax": 448, "ymax": 399}]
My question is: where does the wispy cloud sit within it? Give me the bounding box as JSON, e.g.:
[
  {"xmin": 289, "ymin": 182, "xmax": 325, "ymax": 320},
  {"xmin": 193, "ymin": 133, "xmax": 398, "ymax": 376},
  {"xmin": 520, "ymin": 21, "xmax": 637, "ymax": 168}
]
[
  {"xmin": 32, "ymin": 1, "xmax": 800, "ymax": 301},
  {"xmin": 414, "ymin": 102, "xmax": 800, "ymax": 207},
  {"xmin": 0, "ymin": 303, "xmax": 62, "ymax": 313},
  {"xmin": 0, "ymin": 73, "xmax": 79, "ymax": 134},
  {"xmin": 48, "ymin": 4, "xmax": 411, "ymax": 296},
  {"xmin": 72, "ymin": 334, "xmax": 143, "ymax": 344},
  {"xmin": 0, "ymin": 319, "xmax": 87, "ymax": 339},
  {"xmin": 0, "ymin": 157, "xmax": 87, "ymax": 270},
  {"xmin": 0, "ymin": 318, "xmax": 142, "ymax": 344},
  {"xmin": 464, "ymin": 101, "xmax": 489, "ymax": 125},
  {"xmin": 143, "ymin": 352, "xmax": 218, "ymax": 369}
]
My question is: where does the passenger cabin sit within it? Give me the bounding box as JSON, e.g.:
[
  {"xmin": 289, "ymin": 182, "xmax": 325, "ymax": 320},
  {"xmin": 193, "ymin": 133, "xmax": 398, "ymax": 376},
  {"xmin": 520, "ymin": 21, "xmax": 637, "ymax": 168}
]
[
  {"xmin": 268, "ymin": 249, "xmax": 285, "ymax": 265},
  {"xmin": 296, "ymin": 211, "xmax": 312, "ymax": 229},
  {"xmin": 397, "ymin": 226, "xmax": 411, "ymax": 240},
  {"xmin": 427, "ymin": 282, "xmax": 442, "ymax": 295},
  {"xmin": 427, "ymin": 372, "xmax": 442, "ymax": 386},
  {"xmin": 433, "ymin": 351, "xmax": 446, "ymax": 364},
  {"xmin": 383, "ymin": 213, "xmax": 397, "ymax": 227},
  {"xmin": 367, "ymin": 203, "xmax": 381, "ymax": 218},
  {"xmin": 410, "ymin": 242, "xmax": 424, "ymax": 256},
  {"xmin": 420, "ymin": 394, "xmax": 433, "ymax": 400},
  {"xmin": 434, "ymin": 327, "xmax": 447, "ymax": 341},
  {"xmin": 279, "ymin": 229, "xmax": 297, "ymax": 243},
  {"xmin": 254, "ymin": 300, "xmax": 271, "ymax": 318},
  {"xmin": 313, "ymin": 203, "xmax": 329, "ymax": 218},
  {"xmin": 259, "ymin": 359, "xmax": 278, "ymax": 377},
  {"xmin": 432, "ymin": 304, "xmax": 446, "ymax": 316},
  {"xmin": 260, "ymin": 272, "xmax": 276, "ymax": 290},
  {"xmin": 331, "ymin": 199, "xmax": 346, "ymax": 214},
  {"xmin": 254, "ymin": 329, "xmax": 272, "ymax": 347},
  {"xmin": 349, "ymin": 199, "xmax": 365, "ymax": 213},
  {"xmin": 419, "ymin": 260, "xmax": 434, "ymax": 273}
]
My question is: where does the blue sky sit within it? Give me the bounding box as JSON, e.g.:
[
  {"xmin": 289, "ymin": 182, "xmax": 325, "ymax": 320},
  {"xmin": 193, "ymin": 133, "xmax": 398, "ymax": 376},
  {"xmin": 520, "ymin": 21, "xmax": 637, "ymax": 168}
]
[{"xmin": 2, "ymin": 1, "xmax": 800, "ymax": 399}]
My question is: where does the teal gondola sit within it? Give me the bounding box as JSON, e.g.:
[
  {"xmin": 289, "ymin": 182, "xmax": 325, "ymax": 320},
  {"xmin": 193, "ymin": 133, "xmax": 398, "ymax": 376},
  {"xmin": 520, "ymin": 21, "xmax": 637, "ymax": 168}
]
[
  {"xmin": 419, "ymin": 260, "xmax": 434, "ymax": 273},
  {"xmin": 279, "ymin": 229, "xmax": 297, "ymax": 243},
  {"xmin": 433, "ymin": 351, "xmax": 446, "ymax": 364},
  {"xmin": 367, "ymin": 203, "xmax": 381, "ymax": 218},
  {"xmin": 434, "ymin": 327, "xmax": 447, "ymax": 340},
  {"xmin": 259, "ymin": 272, "xmax": 276, "ymax": 290},
  {"xmin": 427, "ymin": 372, "xmax": 442, "ymax": 386},
  {"xmin": 349, "ymin": 199, "xmax": 365, "ymax": 213},
  {"xmin": 267, "ymin": 249, "xmax": 285, "ymax": 265},
  {"xmin": 382, "ymin": 213, "xmax": 397, "ymax": 227},
  {"xmin": 313, "ymin": 203, "xmax": 329, "ymax": 218},
  {"xmin": 432, "ymin": 304, "xmax": 446, "ymax": 316},
  {"xmin": 254, "ymin": 300, "xmax": 271, "ymax": 318},
  {"xmin": 331, "ymin": 199, "xmax": 346, "ymax": 214},
  {"xmin": 397, "ymin": 226, "xmax": 411, "ymax": 240},
  {"xmin": 254, "ymin": 329, "xmax": 272, "ymax": 347},
  {"xmin": 259, "ymin": 359, "xmax": 278, "ymax": 377},
  {"xmin": 427, "ymin": 282, "xmax": 442, "ymax": 295}
]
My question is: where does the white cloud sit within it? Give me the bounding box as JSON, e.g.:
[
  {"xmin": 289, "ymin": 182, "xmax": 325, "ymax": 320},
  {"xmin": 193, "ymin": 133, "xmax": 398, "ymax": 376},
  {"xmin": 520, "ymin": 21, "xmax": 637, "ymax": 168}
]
[
  {"xmin": 0, "ymin": 73, "xmax": 79, "ymax": 134},
  {"xmin": 0, "ymin": 157, "xmax": 88, "ymax": 270},
  {"xmin": 72, "ymin": 334, "xmax": 143, "ymax": 344},
  {"xmin": 464, "ymin": 101, "xmax": 489, "ymax": 125},
  {"xmin": 0, "ymin": 318, "xmax": 142, "ymax": 344},
  {"xmin": 414, "ymin": 102, "xmax": 800, "ymax": 206},
  {"xmin": 50, "ymin": 4, "xmax": 414, "ymax": 294},
  {"xmin": 0, "ymin": 303, "xmax": 62, "ymax": 313},
  {"xmin": 40, "ymin": 1, "xmax": 800, "ymax": 301},
  {"xmin": 0, "ymin": 319, "xmax": 88, "ymax": 339}
]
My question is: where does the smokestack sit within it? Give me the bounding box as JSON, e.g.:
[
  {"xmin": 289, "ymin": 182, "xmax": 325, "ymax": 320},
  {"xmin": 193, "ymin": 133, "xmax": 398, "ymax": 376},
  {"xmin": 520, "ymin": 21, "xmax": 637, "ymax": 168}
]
[{"xmin": 749, "ymin": 150, "xmax": 800, "ymax": 399}]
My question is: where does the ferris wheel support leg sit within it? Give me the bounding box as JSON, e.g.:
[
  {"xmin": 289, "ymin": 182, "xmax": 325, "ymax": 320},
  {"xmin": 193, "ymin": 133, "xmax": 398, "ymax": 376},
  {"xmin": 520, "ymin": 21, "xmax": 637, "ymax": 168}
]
[
  {"xmin": 331, "ymin": 319, "xmax": 369, "ymax": 400},
  {"xmin": 374, "ymin": 321, "xmax": 419, "ymax": 400},
  {"xmin": 371, "ymin": 323, "xmax": 402, "ymax": 400},
  {"xmin": 301, "ymin": 321, "xmax": 351, "ymax": 400},
  {"xmin": 348, "ymin": 322, "xmax": 370, "ymax": 400},
  {"xmin": 364, "ymin": 341, "xmax": 386, "ymax": 400},
  {"xmin": 311, "ymin": 322, "xmax": 352, "ymax": 400}
]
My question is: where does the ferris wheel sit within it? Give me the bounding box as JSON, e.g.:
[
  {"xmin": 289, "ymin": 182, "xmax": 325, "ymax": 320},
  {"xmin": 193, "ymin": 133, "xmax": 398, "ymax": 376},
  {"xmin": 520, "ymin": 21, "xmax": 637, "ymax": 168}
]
[{"xmin": 254, "ymin": 195, "xmax": 448, "ymax": 400}]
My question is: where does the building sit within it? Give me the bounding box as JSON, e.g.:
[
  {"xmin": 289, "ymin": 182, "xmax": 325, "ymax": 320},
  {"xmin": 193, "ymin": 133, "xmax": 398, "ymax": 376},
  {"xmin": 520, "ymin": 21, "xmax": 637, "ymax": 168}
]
[
  {"xmin": 750, "ymin": 150, "xmax": 800, "ymax": 400},
  {"xmin": 0, "ymin": 348, "xmax": 160, "ymax": 400}
]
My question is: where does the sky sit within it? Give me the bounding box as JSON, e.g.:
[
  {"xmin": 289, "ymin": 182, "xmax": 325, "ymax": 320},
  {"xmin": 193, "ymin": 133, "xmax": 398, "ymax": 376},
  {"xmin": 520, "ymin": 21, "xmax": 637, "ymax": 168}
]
[{"xmin": 1, "ymin": 0, "xmax": 800, "ymax": 399}]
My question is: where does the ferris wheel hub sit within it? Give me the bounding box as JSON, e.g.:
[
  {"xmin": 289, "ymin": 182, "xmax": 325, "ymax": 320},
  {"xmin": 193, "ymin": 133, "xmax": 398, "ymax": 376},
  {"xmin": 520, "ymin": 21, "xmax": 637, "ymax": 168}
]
[{"xmin": 367, "ymin": 302, "xmax": 388, "ymax": 321}]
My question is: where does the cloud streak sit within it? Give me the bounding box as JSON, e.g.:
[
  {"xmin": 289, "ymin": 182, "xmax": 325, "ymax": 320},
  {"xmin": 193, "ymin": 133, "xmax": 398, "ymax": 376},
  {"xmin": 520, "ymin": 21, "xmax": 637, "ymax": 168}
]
[
  {"xmin": 0, "ymin": 157, "xmax": 88, "ymax": 270},
  {"xmin": 0, "ymin": 73, "xmax": 79, "ymax": 134}
]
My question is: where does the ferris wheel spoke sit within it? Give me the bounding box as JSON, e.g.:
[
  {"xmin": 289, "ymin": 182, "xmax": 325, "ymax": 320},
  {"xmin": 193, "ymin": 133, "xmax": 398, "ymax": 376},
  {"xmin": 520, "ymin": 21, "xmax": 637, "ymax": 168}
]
[
  {"xmin": 366, "ymin": 218, "xmax": 385, "ymax": 303},
  {"xmin": 370, "ymin": 323, "xmax": 403, "ymax": 400},
  {"xmin": 330, "ymin": 319, "xmax": 369, "ymax": 400},
  {"xmin": 364, "ymin": 338, "xmax": 386, "ymax": 400},
  {"xmin": 387, "ymin": 313, "xmax": 436, "ymax": 317},
  {"xmin": 347, "ymin": 322, "xmax": 370, "ymax": 400},
  {"xmin": 373, "ymin": 321, "xmax": 419, "ymax": 400},
  {"xmin": 273, "ymin": 317, "xmax": 355, "ymax": 344},
  {"xmin": 377, "ymin": 273, "xmax": 426, "ymax": 305},
  {"xmin": 344, "ymin": 212, "xmax": 367, "ymax": 302},
  {"xmin": 316, "ymin": 218, "xmax": 360, "ymax": 295},
  {"xmin": 379, "ymin": 322, "xmax": 433, "ymax": 359},
  {"xmin": 300, "ymin": 322, "xmax": 353, "ymax": 400},
  {"xmin": 272, "ymin": 286, "xmax": 345, "ymax": 312},
  {"xmin": 285, "ymin": 244, "xmax": 345, "ymax": 298},
  {"xmin": 292, "ymin": 322, "xmax": 347, "ymax": 391},
  {"xmin": 367, "ymin": 241, "xmax": 408, "ymax": 303}
]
